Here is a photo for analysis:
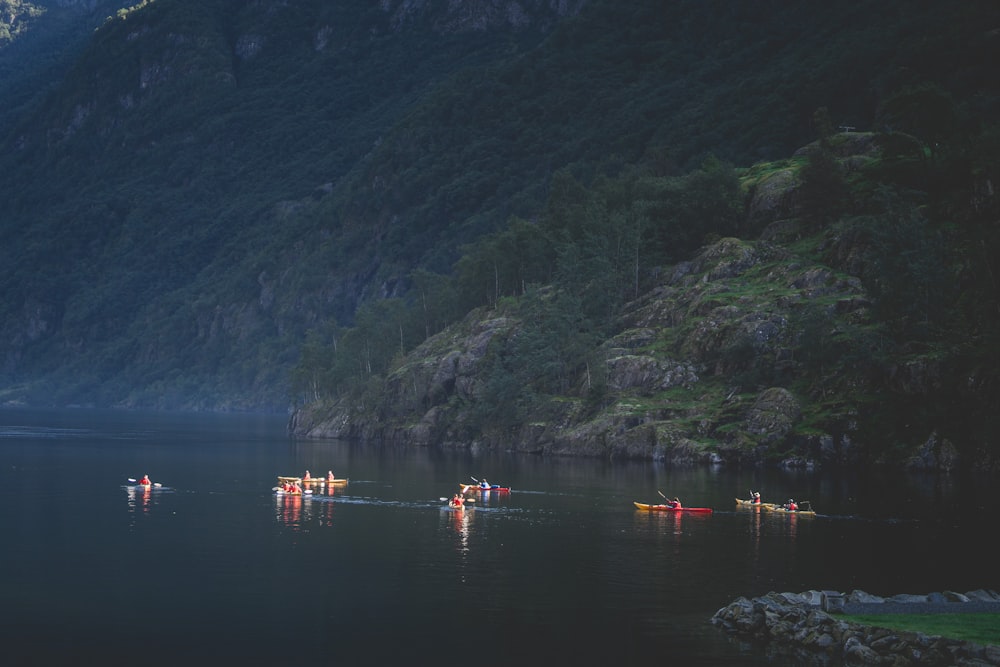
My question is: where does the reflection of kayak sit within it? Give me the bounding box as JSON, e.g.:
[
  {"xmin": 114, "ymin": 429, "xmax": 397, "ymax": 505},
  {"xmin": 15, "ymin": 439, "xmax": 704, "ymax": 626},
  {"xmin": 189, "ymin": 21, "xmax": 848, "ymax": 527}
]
[
  {"xmin": 735, "ymin": 498, "xmax": 778, "ymax": 509},
  {"xmin": 633, "ymin": 502, "xmax": 713, "ymax": 514},
  {"xmin": 461, "ymin": 484, "xmax": 510, "ymax": 493}
]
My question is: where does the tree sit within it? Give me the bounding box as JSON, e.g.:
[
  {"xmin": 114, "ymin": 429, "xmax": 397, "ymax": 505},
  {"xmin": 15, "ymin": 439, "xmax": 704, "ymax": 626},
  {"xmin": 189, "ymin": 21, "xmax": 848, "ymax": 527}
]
[{"xmin": 876, "ymin": 84, "xmax": 958, "ymax": 164}]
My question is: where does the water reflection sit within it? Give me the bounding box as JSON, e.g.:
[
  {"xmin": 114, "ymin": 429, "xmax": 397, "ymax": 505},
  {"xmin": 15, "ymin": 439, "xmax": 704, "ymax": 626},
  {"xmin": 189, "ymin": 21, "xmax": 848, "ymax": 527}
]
[
  {"xmin": 125, "ymin": 484, "xmax": 153, "ymax": 516},
  {"xmin": 632, "ymin": 507, "xmax": 714, "ymax": 536},
  {"xmin": 313, "ymin": 496, "xmax": 338, "ymax": 527},
  {"xmin": 767, "ymin": 510, "xmax": 801, "ymax": 538},
  {"xmin": 274, "ymin": 492, "xmax": 313, "ymax": 530},
  {"xmin": 441, "ymin": 505, "xmax": 473, "ymax": 554}
]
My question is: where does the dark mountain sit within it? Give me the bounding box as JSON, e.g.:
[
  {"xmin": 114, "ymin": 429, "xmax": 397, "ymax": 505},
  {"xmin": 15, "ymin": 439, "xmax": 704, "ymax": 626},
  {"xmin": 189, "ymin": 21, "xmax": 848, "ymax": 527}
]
[
  {"xmin": 0, "ymin": 0, "xmax": 136, "ymax": 135},
  {"xmin": 1, "ymin": 0, "xmax": 998, "ymax": 422}
]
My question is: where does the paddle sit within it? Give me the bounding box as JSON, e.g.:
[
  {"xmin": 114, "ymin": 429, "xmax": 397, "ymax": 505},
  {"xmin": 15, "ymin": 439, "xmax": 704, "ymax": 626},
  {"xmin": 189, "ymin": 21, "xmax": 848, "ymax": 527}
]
[
  {"xmin": 657, "ymin": 490, "xmax": 678, "ymax": 508},
  {"xmin": 471, "ymin": 475, "xmax": 498, "ymax": 490}
]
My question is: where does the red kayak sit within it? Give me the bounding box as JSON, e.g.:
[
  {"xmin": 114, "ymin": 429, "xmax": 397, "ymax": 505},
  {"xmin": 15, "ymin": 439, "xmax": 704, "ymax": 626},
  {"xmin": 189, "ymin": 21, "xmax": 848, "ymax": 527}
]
[
  {"xmin": 633, "ymin": 501, "xmax": 713, "ymax": 514},
  {"xmin": 461, "ymin": 483, "xmax": 511, "ymax": 493}
]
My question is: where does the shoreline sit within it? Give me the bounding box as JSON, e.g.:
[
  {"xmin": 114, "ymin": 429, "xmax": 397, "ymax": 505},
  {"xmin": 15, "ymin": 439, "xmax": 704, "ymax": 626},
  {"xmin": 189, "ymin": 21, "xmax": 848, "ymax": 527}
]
[{"xmin": 712, "ymin": 589, "xmax": 1000, "ymax": 665}]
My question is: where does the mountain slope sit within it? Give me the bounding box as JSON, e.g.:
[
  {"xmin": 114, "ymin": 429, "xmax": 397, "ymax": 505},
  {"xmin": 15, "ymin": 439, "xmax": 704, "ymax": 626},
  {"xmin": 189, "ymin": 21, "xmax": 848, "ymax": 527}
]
[
  {"xmin": 1, "ymin": 0, "xmax": 998, "ymax": 412},
  {"xmin": 1, "ymin": 1, "xmax": 137, "ymax": 136}
]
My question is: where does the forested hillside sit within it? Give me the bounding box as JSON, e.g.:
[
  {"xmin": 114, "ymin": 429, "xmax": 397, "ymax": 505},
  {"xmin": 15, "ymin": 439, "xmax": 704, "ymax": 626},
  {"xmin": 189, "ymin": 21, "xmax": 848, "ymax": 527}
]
[
  {"xmin": 1, "ymin": 0, "xmax": 999, "ymax": 470},
  {"xmin": 0, "ymin": 1, "xmax": 135, "ymax": 135}
]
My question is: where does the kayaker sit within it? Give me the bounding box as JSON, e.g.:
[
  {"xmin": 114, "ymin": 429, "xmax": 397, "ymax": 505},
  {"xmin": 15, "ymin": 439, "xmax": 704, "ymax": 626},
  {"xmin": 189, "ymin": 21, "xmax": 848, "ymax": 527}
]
[
  {"xmin": 450, "ymin": 494, "xmax": 464, "ymax": 508},
  {"xmin": 668, "ymin": 497, "xmax": 682, "ymax": 509},
  {"xmin": 784, "ymin": 499, "xmax": 798, "ymax": 511},
  {"xmin": 303, "ymin": 470, "xmax": 312, "ymax": 481},
  {"xmin": 751, "ymin": 491, "xmax": 761, "ymax": 504},
  {"xmin": 479, "ymin": 478, "xmax": 490, "ymax": 489},
  {"xmin": 326, "ymin": 470, "xmax": 335, "ymax": 482},
  {"xmin": 140, "ymin": 475, "xmax": 151, "ymax": 486}
]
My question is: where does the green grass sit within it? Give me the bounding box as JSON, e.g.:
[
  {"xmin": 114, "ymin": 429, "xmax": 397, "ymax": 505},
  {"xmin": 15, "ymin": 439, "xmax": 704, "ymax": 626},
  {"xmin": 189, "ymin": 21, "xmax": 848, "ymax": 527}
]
[{"xmin": 841, "ymin": 613, "xmax": 1000, "ymax": 647}]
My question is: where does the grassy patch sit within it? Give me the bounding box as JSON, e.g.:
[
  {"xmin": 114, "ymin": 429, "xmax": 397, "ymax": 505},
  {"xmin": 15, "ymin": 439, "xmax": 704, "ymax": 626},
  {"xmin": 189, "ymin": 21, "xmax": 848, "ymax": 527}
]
[{"xmin": 841, "ymin": 613, "xmax": 1000, "ymax": 647}]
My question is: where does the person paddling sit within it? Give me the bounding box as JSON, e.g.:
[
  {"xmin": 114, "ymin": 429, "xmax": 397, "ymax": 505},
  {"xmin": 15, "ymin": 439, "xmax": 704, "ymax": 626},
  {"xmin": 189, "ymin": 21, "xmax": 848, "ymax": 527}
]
[
  {"xmin": 140, "ymin": 475, "xmax": 151, "ymax": 486},
  {"xmin": 449, "ymin": 494, "xmax": 464, "ymax": 508},
  {"xmin": 783, "ymin": 498, "xmax": 798, "ymax": 511},
  {"xmin": 750, "ymin": 490, "xmax": 761, "ymax": 504}
]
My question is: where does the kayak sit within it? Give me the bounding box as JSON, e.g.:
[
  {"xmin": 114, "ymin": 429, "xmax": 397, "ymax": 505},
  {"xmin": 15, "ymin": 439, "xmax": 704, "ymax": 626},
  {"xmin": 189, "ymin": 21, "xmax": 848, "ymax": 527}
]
[
  {"xmin": 278, "ymin": 475, "xmax": 348, "ymax": 485},
  {"xmin": 461, "ymin": 483, "xmax": 510, "ymax": 493},
  {"xmin": 126, "ymin": 480, "xmax": 163, "ymax": 489},
  {"xmin": 735, "ymin": 498, "xmax": 778, "ymax": 509},
  {"xmin": 275, "ymin": 489, "xmax": 312, "ymax": 497},
  {"xmin": 762, "ymin": 504, "xmax": 816, "ymax": 516},
  {"xmin": 633, "ymin": 502, "xmax": 713, "ymax": 514}
]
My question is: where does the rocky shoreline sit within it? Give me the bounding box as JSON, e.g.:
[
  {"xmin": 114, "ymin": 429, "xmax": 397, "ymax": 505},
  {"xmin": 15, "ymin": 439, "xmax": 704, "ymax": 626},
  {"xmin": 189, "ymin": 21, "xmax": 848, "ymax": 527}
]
[{"xmin": 711, "ymin": 589, "xmax": 1000, "ymax": 666}]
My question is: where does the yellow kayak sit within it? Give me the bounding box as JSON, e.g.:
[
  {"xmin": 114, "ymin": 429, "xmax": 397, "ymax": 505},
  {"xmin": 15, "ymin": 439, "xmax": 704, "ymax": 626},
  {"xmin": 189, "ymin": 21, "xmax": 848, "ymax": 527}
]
[
  {"xmin": 761, "ymin": 504, "xmax": 816, "ymax": 516},
  {"xmin": 735, "ymin": 498, "xmax": 778, "ymax": 509}
]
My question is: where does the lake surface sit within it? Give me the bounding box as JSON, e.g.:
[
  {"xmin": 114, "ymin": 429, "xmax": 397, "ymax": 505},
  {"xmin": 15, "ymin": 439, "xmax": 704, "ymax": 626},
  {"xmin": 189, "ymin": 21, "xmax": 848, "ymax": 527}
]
[{"xmin": 1, "ymin": 407, "xmax": 996, "ymax": 666}]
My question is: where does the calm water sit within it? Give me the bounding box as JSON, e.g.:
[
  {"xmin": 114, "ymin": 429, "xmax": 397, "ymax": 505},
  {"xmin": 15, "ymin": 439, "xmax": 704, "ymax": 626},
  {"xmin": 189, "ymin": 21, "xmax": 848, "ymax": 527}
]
[{"xmin": 1, "ymin": 407, "xmax": 997, "ymax": 666}]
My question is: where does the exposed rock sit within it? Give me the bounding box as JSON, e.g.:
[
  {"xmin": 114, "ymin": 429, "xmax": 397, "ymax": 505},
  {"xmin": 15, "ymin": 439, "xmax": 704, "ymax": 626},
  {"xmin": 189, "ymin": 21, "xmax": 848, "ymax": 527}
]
[
  {"xmin": 605, "ymin": 354, "xmax": 698, "ymax": 393},
  {"xmin": 744, "ymin": 387, "xmax": 800, "ymax": 442}
]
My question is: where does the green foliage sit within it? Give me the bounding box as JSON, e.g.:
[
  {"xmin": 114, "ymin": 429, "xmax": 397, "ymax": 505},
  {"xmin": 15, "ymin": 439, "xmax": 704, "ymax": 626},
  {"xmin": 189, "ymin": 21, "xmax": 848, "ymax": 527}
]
[
  {"xmin": 633, "ymin": 156, "xmax": 743, "ymax": 265},
  {"xmin": 2, "ymin": 0, "xmax": 1000, "ymax": 428},
  {"xmin": 841, "ymin": 614, "xmax": 1000, "ymax": 647},
  {"xmin": 798, "ymin": 146, "xmax": 849, "ymax": 225},
  {"xmin": 863, "ymin": 187, "xmax": 952, "ymax": 340}
]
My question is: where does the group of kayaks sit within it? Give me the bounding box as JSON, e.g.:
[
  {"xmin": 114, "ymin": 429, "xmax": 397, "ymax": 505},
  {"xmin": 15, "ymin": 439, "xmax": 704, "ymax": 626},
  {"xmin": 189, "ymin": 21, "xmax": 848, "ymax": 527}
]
[
  {"xmin": 274, "ymin": 471, "xmax": 349, "ymax": 496},
  {"xmin": 131, "ymin": 473, "xmax": 813, "ymax": 516},
  {"xmin": 444, "ymin": 478, "xmax": 512, "ymax": 508},
  {"xmin": 631, "ymin": 494, "xmax": 817, "ymax": 515}
]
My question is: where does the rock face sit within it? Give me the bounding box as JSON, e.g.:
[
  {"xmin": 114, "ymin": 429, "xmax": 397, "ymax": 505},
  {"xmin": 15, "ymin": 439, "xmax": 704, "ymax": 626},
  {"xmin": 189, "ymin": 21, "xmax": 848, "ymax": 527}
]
[
  {"xmin": 712, "ymin": 589, "xmax": 1000, "ymax": 666},
  {"xmin": 290, "ymin": 233, "xmax": 875, "ymax": 465}
]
